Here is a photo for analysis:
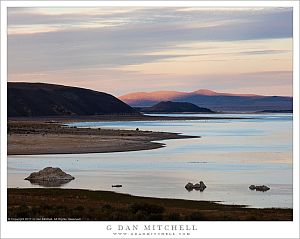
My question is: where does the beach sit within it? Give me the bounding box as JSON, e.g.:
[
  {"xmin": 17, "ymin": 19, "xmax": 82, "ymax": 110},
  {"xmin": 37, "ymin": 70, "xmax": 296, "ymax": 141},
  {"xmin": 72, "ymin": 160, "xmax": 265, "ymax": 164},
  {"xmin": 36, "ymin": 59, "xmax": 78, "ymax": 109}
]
[
  {"xmin": 8, "ymin": 114, "xmax": 244, "ymax": 155},
  {"xmin": 8, "ymin": 118, "xmax": 199, "ymax": 155}
]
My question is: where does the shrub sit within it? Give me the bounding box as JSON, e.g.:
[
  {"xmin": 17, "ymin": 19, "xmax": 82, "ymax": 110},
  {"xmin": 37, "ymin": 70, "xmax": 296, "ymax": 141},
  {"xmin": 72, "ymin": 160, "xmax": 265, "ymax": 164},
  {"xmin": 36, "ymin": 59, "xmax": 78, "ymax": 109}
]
[
  {"xmin": 74, "ymin": 205, "xmax": 85, "ymax": 211},
  {"xmin": 148, "ymin": 213, "xmax": 163, "ymax": 220},
  {"xmin": 187, "ymin": 211, "xmax": 206, "ymax": 221},
  {"xmin": 40, "ymin": 203, "xmax": 53, "ymax": 210},
  {"xmin": 16, "ymin": 204, "xmax": 30, "ymax": 218},
  {"xmin": 56, "ymin": 205, "xmax": 67, "ymax": 210},
  {"xmin": 166, "ymin": 212, "xmax": 181, "ymax": 220},
  {"xmin": 102, "ymin": 204, "xmax": 112, "ymax": 210},
  {"xmin": 129, "ymin": 203, "xmax": 164, "ymax": 214}
]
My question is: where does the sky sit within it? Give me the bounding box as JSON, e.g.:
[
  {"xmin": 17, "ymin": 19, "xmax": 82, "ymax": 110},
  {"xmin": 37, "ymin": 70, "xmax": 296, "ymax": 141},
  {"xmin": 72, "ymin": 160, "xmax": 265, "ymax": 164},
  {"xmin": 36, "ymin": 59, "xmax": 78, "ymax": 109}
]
[{"xmin": 7, "ymin": 7, "xmax": 293, "ymax": 96}]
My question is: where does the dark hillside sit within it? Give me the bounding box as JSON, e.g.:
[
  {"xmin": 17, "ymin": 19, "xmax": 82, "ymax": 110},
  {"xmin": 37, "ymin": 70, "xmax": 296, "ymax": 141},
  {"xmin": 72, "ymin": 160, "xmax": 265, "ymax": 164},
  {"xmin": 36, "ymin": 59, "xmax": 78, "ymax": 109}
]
[
  {"xmin": 8, "ymin": 82, "xmax": 139, "ymax": 117},
  {"xmin": 141, "ymin": 101, "xmax": 214, "ymax": 113}
]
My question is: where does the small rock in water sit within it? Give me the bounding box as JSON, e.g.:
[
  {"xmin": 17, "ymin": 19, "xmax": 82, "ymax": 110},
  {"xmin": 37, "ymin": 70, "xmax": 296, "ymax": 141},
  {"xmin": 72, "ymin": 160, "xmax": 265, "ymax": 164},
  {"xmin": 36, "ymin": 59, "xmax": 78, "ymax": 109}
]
[
  {"xmin": 193, "ymin": 183, "xmax": 201, "ymax": 189},
  {"xmin": 255, "ymin": 185, "xmax": 270, "ymax": 192},
  {"xmin": 199, "ymin": 181, "xmax": 206, "ymax": 191},
  {"xmin": 249, "ymin": 185, "xmax": 270, "ymax": 192},
  {"xmin": 185, "ymin": 181, "xmax": 206, "ymax": 191},
  {"xmin": 112, "ymin": 184, "xmax": 122, "ymax": 188},
  {"xmin": 185, "ymin": 182, "xmax": 194, "ymax": 191}
]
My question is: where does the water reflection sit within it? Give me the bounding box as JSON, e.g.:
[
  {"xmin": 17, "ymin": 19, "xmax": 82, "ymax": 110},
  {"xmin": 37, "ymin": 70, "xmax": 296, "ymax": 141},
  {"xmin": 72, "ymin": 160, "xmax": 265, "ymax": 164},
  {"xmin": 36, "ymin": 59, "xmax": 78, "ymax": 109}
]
[
  {"xmin": 7, "ymin": 113, "xmax": 293, "ymax": 208},
  {"xmin": 27, "ymin": 179, "xmax": 73, "ymax": 187}
]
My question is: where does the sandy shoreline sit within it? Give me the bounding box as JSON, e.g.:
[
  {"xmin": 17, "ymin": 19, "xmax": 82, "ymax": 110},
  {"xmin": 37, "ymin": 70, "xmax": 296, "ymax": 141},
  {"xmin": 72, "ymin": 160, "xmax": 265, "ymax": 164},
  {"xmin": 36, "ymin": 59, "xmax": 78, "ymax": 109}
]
[
  {"xmin": 8, "ymin": 114, "xmax": 244, "ymax": 122},
  {"xmin": 7, "ymin": 114, "xmax": 244, "ymax": 155},
  {"xmin": 8, "ymin": 119, "xmax": 198, "ymax": 155}
]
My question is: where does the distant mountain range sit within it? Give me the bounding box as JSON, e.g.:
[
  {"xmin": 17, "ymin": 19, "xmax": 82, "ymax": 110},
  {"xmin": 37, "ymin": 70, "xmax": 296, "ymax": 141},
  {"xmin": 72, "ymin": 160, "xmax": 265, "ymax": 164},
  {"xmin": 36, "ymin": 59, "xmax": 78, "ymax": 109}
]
[
  {"xmin": 8, "ymin": 82, "xmax": 139, "ymax": 117},
  {"xmin": 120, "ymin": 89, "xmax": 293, "ymax": 112},
  {"xmin": 139, "ymin": 101, "xmax": 214, "ymax": 113}
]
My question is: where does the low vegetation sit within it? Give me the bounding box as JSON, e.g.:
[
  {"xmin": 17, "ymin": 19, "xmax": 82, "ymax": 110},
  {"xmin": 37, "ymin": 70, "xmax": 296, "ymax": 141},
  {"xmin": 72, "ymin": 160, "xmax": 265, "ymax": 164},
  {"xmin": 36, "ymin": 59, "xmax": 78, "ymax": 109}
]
[{"xmin": 8, "ymin": 188, "xmax": 292, "ymax": 221}]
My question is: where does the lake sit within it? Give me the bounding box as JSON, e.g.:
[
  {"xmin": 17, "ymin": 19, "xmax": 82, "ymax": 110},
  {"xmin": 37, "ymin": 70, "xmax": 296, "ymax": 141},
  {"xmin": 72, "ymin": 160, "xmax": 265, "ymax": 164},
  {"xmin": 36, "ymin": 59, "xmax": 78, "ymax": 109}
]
[{"xmin": 7, "ymin": 113, "xmax": 293, "ymax": 208}]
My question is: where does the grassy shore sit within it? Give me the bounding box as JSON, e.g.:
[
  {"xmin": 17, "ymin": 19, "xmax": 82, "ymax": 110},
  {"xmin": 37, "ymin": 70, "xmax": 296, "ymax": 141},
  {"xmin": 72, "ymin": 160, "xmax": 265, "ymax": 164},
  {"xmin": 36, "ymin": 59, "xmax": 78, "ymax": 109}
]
[
  {"xmin": 8, "ymin": 120, "xmax": 198, "ymax": 155},
  {"xmin": 8, "ymin": 188, "xmax": 292, "ymax": 221}
]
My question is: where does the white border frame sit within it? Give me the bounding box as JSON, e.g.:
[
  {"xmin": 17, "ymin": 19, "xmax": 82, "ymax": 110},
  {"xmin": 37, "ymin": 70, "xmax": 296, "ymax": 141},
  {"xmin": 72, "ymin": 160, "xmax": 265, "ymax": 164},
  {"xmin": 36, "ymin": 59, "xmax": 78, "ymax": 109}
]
[{"xmin": 1, "ymin": 1, "xmax": 299, "ymax": 238}]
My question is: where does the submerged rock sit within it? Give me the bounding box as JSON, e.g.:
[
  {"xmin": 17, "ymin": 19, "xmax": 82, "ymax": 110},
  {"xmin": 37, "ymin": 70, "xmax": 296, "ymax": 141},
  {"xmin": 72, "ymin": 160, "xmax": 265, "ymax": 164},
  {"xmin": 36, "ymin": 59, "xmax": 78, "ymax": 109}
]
[
  {"xmin": 25, "ymin": 167, "xmax": 75, "ymax": 186},
  {"xmin": 249, "ymin": 185, "xmax": 270, "ymax": 192}
]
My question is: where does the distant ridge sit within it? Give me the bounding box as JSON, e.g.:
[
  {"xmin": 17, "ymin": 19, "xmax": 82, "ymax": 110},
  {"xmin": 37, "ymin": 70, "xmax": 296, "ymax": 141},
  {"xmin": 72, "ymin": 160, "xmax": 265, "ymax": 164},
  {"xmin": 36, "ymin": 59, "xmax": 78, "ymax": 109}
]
[
  {"xmin": 258, "ymin": 109, "xmax": 293, "ymax": 113},
  {"xmin": 192, "ymin": 89, "xmax": 259, "ymax": 97},
  {"xmin": 140, "ymin": 101, "xmax": 214, "ymax": 113},
  {"xmin": 8, "ymin": 82, "xmax": 139, "ymax": 117},
  {"xmin": 120, "ymin": 89, "xmax": 292, "ymax": 112}
]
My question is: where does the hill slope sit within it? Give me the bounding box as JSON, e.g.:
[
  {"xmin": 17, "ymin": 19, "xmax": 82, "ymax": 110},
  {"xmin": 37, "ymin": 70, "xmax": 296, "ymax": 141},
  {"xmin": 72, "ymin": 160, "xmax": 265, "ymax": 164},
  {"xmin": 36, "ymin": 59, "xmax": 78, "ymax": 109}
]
[
  {"xmin": 120, "ymin": 89, "xmax": 292, "ymax": 112},
  {"xmin": 8, "ymin": 82, "xmax": 139, "ymax": 117},
  {"xmin": 141, "ymin": 101, "xmax": 214, "ymax": 113}
]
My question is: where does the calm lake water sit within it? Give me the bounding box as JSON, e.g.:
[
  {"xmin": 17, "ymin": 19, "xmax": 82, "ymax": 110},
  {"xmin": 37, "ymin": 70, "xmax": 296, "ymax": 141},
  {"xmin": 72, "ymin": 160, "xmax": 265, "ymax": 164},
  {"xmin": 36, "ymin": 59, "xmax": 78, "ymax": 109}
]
[{"xmin": 8, "ymin": 113, "xmax": 293, "ymax": 208}]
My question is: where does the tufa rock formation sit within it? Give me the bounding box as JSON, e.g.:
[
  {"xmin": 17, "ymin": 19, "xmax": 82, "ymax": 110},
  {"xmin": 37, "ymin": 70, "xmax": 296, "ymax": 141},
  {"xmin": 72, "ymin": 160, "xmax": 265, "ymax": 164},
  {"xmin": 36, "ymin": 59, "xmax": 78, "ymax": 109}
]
[
  {"xmin": 185, "ymin": 181, "xmax": 206, "ymax": 191},
  {"xmin": 185, "ymin": 182, "xmax": 194, "ymax": 191},
  {"xmin": 25, "ymin": 167, "xmax": 75, "ymax": 187},
  {"xmin": 249, "ymin": 185, "xmax": 270, "ymax": 192}
]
